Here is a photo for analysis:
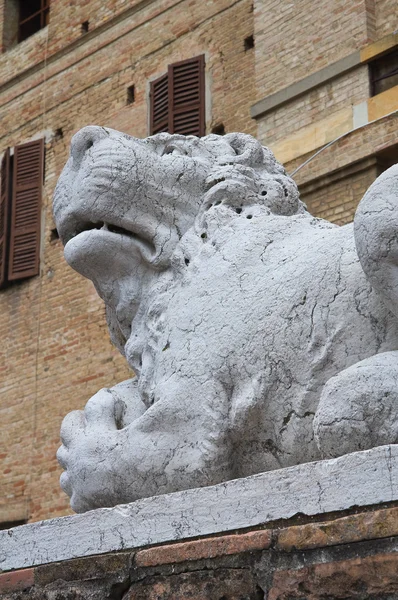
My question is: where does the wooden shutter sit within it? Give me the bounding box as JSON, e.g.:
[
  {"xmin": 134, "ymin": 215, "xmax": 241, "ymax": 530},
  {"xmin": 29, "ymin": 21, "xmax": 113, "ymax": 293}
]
[
  {"xmin": 169, "ymin": 55, "xmax": 205, "ymax": 137},
  {"xmin": 8, "ymin": 139, "xmax": 44, "ymax": 281},
  {"xmin": 150, "ymin": 73, "xmax": 169, "ymax": 134},
  {"xmin": 150, "ymin": 55, "xmax": 205, "ymax": 136},
  {"xmin": 0, "ymin": 149, "xmax": 10, "ymax": 287}
]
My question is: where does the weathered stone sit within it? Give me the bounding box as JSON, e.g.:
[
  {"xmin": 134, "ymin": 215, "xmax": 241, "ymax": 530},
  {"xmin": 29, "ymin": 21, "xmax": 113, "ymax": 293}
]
[
  {"xmin": 1, "ymin": 580, "xmax": 131, "ymax": 600},
  {"xmin": 0, "ymin": 555, "xmax": 131, "ymax": 600},
  {"xmin": 276, "ymin": 506, "xmax": 398, "ymax": 551},
  {"xmin": 268, "ymin": 552, "xmax": 398, "ymax": 599},
  {"xmin": 1, "ymin": 444, "xmax": 397, "ymax": 572},
  {"xmin": 125, "ymin": 569, "xmax": 262, "ymax": 600},
  {"xmin": 135, "ymin": 530, "xmax": 272, "ymax": 567},
  {"xmin": 34, "ymin": 552, "xmax": 131, "ymax": 586},
  {"xmin": 53, "ymin": 126, "xmax": 398, "ymax": 512}
]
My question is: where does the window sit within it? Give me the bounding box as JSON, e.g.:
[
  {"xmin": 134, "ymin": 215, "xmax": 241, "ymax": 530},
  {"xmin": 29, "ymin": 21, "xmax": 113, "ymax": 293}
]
[
  {"xmin": 18, "ymin": 0, "xmax": 49, "ymax": 43},
  {"xmin": 0, "ymin": 519, "xmax": 26, "ymax": 530},
  {"xmin": 369, "ymin": 47, "xmax": 398, "ymax": 96},
  {"xmin": 2, "ymin": 0, "xmax": 50, "ymax": 49},
  {"xmin": 0, "ymin": 139, "xmax": 44, "ymax": 287},
  {"xmin": 149, "ymin": 55, "xmax": 205, "ymax": 136}
]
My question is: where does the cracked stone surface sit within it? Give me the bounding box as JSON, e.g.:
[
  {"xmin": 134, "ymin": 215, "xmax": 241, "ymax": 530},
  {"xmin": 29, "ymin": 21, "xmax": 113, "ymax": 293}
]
[
  {"xmin": 1, "ymin": 444, "xmax": 398, "ymax": 572},
  {"xmin": 52, "ymin": 126, "xmax": 398, "ymax": 512}
]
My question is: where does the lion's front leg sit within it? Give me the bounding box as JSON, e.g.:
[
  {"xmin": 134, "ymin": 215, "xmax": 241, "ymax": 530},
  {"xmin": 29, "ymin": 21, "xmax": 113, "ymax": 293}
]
[
  {"xmin": 314, "ymin": 351, "xmax": 398, "ymax": 459},
  {"xmin": 58, "ymin": 378, "xmax": 232, "ymax": 512},
  {"xmin": 57, "ymin": 383, "xmax": 147, "ymax": 512}
]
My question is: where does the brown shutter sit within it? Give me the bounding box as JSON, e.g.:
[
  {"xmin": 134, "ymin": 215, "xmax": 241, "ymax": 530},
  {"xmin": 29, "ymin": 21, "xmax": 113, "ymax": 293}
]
[
  {"xmin": 8, "ymin": 139, "xmax": 44, "ymax": 281},
  {"xmin": 0, "ymin": 149, "xmax": 10, "ymax": 287},
  {"xmin": 169, "ymin": 55, "xmax": 205, "ymax": 137},
  {"xmin": 150, "ymin": 73, "xmax": 169, "ymax": 135}
]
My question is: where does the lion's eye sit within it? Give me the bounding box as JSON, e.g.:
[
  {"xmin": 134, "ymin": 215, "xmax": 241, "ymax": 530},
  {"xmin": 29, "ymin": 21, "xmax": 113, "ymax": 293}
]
[{"xmin": 162, "ymin": 145, "xmax": 187, "ymax": 156}]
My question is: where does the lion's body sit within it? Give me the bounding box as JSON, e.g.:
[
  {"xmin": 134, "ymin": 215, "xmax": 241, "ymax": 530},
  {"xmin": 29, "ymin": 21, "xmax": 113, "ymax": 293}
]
[{"xmin": 148, "ymin": 211, "xmax": 398, "ymax": 474}]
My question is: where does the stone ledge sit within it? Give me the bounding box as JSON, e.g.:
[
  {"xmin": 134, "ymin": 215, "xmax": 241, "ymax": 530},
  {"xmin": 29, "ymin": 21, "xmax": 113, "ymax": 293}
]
[
  {"xmin": 0, "ymin": 444, "xmax": 397, "ymax": 573},
  {"xmin": 2, "ymin": 518, "xmax": 398, "ymax": 598},
  {"xmin": 1, "ymin": 508, "xmax": 398, "ymax": 597}
]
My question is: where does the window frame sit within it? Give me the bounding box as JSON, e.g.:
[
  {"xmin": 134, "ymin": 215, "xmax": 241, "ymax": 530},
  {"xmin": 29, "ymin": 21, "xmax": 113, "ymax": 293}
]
[
  {"xmin": 369, "ymin": 47, "xmax": 398, "ymax": 97},
  {"xmin": 18, "ymin": 0, "xmax": 50, "ymax": 44}
]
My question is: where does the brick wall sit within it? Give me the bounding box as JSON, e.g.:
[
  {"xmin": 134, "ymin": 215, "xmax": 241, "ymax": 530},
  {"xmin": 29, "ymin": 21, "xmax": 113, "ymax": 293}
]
[
  {"xmin": 375, "ymin": 0, "xmax": 397, "ymax": 38},
  {"xmin": 289, "ymin": 111, "xmax": 398, "ymax": 185},
  {"xmin": 254, "ymin": 0, "xmax": 376, "ymax": 102},
  {"xmin": 2, "ymin": 504, "xmax": 398, "ymax": 599},
  {"xmin": 254, "ymin": 0, "xmax": 398, "ymax": 225},
  {"xmin": 299, "ymin": 157, "xmax": 381, "ymax": 224},
  {"xmin": 257, "ymin": 66, "xmax": 370, "ymax": 147},
  {"xmin": 0, "ymin": 0, "xmax": 255, "ymax": 523}
]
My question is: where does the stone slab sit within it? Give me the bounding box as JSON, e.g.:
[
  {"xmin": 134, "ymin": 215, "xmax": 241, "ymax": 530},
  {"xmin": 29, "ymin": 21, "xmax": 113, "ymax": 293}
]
[{"xmin": 1, "ymin": 444, "xmax": 398, "ymax": 572}]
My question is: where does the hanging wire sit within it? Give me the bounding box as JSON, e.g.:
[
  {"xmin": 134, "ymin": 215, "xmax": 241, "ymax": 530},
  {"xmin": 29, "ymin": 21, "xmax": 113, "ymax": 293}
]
[
  {"xmin": 30, "ymin": 14, "xmax": 50, "ymax": 522},
  {"xmin": 42, "ymin": 17, "xmax": 50, "ymax": 131},
  {"xmin": 290, "ymin": 108, "xmax": 398, "ymax": 177}
]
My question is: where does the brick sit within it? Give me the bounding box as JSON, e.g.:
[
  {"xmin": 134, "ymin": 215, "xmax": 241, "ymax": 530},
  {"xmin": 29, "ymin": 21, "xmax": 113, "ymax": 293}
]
[
  {"xmin": 35, "ymin": 551, "xmax": 131, "ymax": 586},
  {"xmin": 125, "ymin": 568, "xmax": 262, "ymax": 600},
  {"xmin": 276, "ymin": 506, "xmax": 398, "ymax": 551},
  {"xmin": 0, "ymin": 569, "xmax": 34, "ymax": 593},
  {"xmin": 300, "ymin": 159, "xmax": 379, "ymax": 225},
  {"xmin": 268, "ymin": 552, "xmax": 398, "ymax": 600},
  {"xmin": 255, "ymin": 0, "xmax": 371, "ymax": 101},
  {"xmin": 135, "ymin": 530, "xmax": 272, "ymax": 567}
]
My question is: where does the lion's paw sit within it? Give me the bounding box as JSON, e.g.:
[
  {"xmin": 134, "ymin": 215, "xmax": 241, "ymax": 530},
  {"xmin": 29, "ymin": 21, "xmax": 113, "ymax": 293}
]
[{"xmin": 57, "ymin": 387, "xmax": 135, "ymax": 512}]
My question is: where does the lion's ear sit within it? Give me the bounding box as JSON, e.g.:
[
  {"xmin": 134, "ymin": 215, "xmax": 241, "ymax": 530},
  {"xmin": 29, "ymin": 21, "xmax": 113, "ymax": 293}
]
[{"xmin": 221, "ymin": 133, "xmax": 265, "ymax": 166}]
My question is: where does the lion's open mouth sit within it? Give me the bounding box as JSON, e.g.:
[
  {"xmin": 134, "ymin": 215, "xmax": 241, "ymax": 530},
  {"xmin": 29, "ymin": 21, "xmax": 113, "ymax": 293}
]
[
  {"xmin": 65, "ymin": 220, "xmax": 138, "ymax": 243},
  {"xmin": 64, "ymin": 220, "xmax": 157, "ymax": 259}
]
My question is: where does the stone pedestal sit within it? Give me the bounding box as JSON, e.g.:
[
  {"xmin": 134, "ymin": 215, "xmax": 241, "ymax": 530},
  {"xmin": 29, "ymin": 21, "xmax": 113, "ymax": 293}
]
[{"xmin": 1, "ymin": 445, "xmax": 398, "ymax": 599}]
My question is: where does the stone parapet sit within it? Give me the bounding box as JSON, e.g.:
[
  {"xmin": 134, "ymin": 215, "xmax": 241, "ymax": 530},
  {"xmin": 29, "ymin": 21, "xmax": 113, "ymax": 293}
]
[
  {"xmin": 1, "ymin": 444, "xmax": 398, "ymax": 572},
  {"xmin": 1, "ymin": 508, "xmax": 398, "ymax": 598},
  {"xmin": 0, "ymin": 445, "xmax": 398, "ymax": 598}
]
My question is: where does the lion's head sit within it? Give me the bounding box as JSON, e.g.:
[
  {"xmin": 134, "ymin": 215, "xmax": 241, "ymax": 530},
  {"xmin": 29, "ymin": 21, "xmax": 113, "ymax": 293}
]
[{"xmin": 54, "ymin": 127, "xmax": 304, "ymax": 367}]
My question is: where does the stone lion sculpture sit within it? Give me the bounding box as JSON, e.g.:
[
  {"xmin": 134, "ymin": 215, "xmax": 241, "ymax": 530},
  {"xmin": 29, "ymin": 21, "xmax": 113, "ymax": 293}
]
[{"xmin": 54, "ymin": 126, "xmax": 398, "ymax": 513}]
